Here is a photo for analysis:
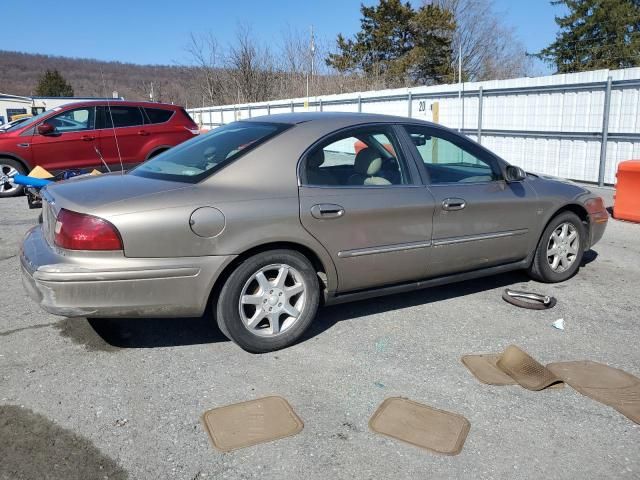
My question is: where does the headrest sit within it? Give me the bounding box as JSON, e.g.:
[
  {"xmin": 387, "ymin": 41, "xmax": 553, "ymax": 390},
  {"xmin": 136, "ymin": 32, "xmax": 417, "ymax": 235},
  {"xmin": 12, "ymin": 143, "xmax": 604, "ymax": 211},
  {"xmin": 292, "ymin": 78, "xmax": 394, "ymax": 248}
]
[
  {"xmin": 307, "ymin": 149, "xmax": 325, "ymax": 169},
  {"xmin": 354, "ymin": 148, "xmax": 383, "ymax": 176}
]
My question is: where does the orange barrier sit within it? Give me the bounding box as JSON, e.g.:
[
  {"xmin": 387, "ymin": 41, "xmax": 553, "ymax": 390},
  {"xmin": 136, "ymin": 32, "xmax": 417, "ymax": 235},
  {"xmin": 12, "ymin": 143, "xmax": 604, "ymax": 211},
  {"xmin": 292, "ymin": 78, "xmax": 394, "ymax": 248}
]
[{"xmin": 613, "ymin": 160, "xmax": 640, "ymax": 223}]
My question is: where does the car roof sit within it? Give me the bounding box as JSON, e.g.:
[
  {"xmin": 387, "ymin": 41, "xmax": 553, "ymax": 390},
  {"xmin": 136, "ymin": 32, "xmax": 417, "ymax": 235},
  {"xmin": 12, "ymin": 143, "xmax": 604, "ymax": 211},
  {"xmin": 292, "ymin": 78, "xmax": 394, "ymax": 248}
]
[
  {"xmin": 53, "ymin": 100, "xmax": 181, "ymax": 110},
  {"xmin": 245, "ymin": 111, "xmax": 437, "ymax": 128}
]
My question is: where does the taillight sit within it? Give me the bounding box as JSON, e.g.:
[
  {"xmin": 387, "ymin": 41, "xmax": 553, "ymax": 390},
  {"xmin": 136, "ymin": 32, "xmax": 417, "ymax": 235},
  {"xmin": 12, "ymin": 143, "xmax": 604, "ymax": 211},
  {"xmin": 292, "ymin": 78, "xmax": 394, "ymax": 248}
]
[
  {"xmin": 184, "ymin": 126, "xmax": 200, "ymax": 135},
  {"xmin": 54, "ymin": 209, "xmax": 123, "ymax": 250}
]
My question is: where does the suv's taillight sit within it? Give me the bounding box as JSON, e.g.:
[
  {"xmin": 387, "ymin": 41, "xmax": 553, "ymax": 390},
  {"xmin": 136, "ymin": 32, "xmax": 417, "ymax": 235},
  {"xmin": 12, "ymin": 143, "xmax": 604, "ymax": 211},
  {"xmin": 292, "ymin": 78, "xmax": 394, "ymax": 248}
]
[
  {"xmin": 184, "ymin": 126, "xmax": 200, "ymax": 135},
  {"xmin": 54, "ymin": 209, "xmax": 123, "ymax": 250}
]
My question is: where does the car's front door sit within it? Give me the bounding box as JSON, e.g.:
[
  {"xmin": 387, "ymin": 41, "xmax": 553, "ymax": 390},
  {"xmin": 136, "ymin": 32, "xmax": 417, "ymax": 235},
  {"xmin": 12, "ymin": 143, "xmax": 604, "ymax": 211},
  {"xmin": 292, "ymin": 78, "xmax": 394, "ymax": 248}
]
[
  {"xmin": 31, "ymin": 106, "xmax": 98, "ymax": 170},
  {"xmin": 401, "ymin": 124, "xmax": 540, "ymax": 277},
  {"xmin": 298, "ymin": 125, "xmax": 435, "ymax": 292}
]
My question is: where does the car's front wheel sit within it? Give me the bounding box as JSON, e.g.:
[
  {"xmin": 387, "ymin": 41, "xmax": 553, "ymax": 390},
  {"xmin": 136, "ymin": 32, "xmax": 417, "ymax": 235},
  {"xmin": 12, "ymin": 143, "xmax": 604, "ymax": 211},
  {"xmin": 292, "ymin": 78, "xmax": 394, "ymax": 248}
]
[
  {"xmin": 216, "ymin": 249, "xmax": 320, "ymax": 353},
  {"xmin": 528, "ymin": 211, "xmax": 586, "ymax": 282},
  {"xmin": 0, "ymin": 158, "xmax": 25, "ymax": 198}
]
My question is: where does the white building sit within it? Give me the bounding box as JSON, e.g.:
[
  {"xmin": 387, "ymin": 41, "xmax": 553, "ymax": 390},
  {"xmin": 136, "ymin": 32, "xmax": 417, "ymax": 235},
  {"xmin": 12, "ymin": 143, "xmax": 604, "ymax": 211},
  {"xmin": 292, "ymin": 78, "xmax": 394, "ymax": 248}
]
[{"xmin": 0, "ymin": 94, "xmax": 123, "ymax": 125}]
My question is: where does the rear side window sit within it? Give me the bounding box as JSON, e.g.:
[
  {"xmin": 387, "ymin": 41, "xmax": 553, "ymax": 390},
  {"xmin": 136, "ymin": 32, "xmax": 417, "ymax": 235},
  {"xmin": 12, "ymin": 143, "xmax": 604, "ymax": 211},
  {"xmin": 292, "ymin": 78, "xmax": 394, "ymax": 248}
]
[
  {"xmin": 301, "ymin": 126, "xmax": 411, "ymax": 186},
  {"xmin": 144, "ymin": 107, "xmax": 174, "ymax": 124},
  {"xmin": 97, "ymin": 106, "xmax": 144, "ymax": 129},
  {"xmin": 131, "ymin": 121, "xmax": 291, "ymax": 183}
]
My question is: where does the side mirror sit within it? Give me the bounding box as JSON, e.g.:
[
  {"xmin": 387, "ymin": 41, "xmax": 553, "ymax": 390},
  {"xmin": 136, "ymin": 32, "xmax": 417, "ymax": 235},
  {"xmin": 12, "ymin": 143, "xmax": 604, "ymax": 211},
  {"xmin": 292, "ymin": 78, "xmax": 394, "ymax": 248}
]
[
  {"xmin": 37, "ymin": 123, "xmax": 55, "ymax": 135},
  {"xmin": 505, "ymin": 165, "xmax": 526, "ymax": 182}
]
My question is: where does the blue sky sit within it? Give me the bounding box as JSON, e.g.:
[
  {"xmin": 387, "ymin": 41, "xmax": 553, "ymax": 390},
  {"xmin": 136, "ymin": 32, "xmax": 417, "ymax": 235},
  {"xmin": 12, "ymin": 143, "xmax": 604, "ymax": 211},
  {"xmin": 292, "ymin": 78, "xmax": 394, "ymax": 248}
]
[{"xmin": 3, "ymin": 0, "xmax": 561, "ymax": 73}]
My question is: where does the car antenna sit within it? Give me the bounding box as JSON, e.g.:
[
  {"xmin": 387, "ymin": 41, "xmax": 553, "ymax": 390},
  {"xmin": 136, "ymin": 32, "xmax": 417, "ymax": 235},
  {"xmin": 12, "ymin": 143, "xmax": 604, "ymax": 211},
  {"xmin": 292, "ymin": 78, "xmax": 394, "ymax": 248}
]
[
  {"xmin": 94, "ymin": 145, "xmax": 111, "ymax": 172},
  {"xmin": 100, "ymin": 70, "xmax": 124, "ymax": 175}
]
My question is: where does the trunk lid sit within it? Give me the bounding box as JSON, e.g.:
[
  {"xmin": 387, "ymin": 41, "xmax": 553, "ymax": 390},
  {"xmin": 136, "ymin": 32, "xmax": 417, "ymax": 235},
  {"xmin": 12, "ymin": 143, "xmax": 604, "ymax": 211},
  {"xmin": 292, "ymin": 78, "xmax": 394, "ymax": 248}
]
[{"xmin": 44, "ymin": 173, "xmax": 191, "ymax": 214}]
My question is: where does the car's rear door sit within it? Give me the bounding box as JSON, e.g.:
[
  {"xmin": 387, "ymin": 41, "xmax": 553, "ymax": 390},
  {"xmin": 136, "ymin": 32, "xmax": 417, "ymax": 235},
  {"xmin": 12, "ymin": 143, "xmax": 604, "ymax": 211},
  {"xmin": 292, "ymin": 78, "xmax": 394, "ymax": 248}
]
[
  {"xmin": 141, "ymin": 106, "xmax": 188, "ymax": 148},
  {"xmin": 31, "ymin": 106, "xmax": 98, "ymax": 170},
  {"xmin": 298, "ymin": 124, "xmax": 435, "ymax": 292},
  {"xmin": 96, "ymin": 105, "xmax": 146, "ymax": 169},
  {"xmin": 400, "ymin": 124, "xmax": 540, "ymax": 277}
]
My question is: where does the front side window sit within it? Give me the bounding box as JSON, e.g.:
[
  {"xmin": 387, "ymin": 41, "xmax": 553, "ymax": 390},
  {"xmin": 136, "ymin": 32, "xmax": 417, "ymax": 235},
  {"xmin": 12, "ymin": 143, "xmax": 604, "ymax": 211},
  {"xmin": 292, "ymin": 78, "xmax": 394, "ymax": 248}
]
[
  {"xmin": 404, "ymin": 125, "xmax": 501, "ymax": 184},
  {"xmin": 131, "ymin": 121, "xmax": 290, "ymax": 183},
  {"xmin": 302, "ymin": 126, "xmax": 410, "ymax": 187},
  {"xmin": 44, "ymin": 107, "xmax": 94, "ymax": 133}
]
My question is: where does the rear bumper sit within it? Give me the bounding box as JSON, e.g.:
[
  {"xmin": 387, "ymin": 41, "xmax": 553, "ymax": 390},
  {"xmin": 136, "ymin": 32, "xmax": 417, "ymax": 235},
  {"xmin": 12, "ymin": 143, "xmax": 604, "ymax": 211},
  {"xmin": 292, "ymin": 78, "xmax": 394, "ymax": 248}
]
[{"xmin": 20, "ymin": 226, "xmax": 235, "ymax": 318}]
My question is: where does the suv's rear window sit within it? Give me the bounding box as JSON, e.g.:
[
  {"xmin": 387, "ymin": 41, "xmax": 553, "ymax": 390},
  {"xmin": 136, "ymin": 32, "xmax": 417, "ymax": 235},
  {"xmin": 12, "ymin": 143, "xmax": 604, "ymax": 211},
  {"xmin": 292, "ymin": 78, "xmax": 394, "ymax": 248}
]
[
  {"xmin": 144, "ymin": 107, "xmax": 173, "ymax": 124},
  {"xmin": 130, "ymin": 121, "xmax": 291, "ymax": 183}
]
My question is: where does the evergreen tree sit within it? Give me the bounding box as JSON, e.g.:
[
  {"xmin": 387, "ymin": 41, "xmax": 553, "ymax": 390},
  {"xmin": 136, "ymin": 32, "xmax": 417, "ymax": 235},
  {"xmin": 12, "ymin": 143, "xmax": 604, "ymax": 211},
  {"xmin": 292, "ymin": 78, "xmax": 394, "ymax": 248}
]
[
  {"xmin": 35, "ymin": 69, "xmax": 75, "ymax": 97},
  {"xmin": 326, "ymin": 0, "xmax": 455, "ymax": 86},
  {"xmin": 537, "ymin": 0, "xmax": 640, "ymax": 73}
]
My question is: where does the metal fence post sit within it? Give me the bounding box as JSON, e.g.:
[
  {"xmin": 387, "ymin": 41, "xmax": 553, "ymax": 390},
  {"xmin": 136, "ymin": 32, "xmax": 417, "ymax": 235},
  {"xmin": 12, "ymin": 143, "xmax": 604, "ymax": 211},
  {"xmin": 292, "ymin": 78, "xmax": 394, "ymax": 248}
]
[
  {"xmin": 220, "ymin": 110, "xmax": 223, "ymax": 125},
  {"xmin": 291, "ymin": 101, "xmax": 294, "ymax": 113},
  {"xmin": 477, "ymin": 86, "xmax": 483, "ymax": 144},
  {"xmin": 248, "ymin": 105, "xmax": 251, "ymax": 118},
  {"xmin": 319, "ymin": 99, "xmax": 323, "ymax": 112},
  {"xmin": 407, "ymin": 92, "xmax": 412, "ymax": 118},
  {"xmin": 267, "ymin": 103, "xmax": 271, "ymax": 115},
  {"xmin": 358, "ymin": 95, "xmax": 362, "ymax": 113},
  {"xmin": 598, "ymin": 76, "xmax": 613, "ymax": 186}
]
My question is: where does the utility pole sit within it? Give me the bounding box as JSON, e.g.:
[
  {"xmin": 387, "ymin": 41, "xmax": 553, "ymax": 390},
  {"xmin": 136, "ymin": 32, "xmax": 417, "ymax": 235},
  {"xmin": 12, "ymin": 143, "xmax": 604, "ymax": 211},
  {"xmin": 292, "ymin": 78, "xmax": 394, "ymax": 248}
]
[{"xmin": 307, "ymin": 25, "xmax": 315, "ymax": 110}]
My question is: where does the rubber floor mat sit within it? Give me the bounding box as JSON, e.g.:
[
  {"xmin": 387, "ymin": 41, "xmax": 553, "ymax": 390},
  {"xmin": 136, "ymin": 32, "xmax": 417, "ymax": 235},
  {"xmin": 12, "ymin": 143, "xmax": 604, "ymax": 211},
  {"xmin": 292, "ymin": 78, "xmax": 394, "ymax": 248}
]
[
  {"xmin": 461, "ymin": 354, "xmax": 517, "ymax": 385},
  {"xmin": 548, "ymin": 361, "xmax": 640, "ymax": 424},
  {"xmin": 369, "ymin": 397, "xmax": 470, "ymax": 455},
  {"xmin": 202, "ymin": 396, "xmax": 304, "ymax": 452},
  {"xmin": 495, "ymin": 345, "xmax": 562, "ymax": 391}
]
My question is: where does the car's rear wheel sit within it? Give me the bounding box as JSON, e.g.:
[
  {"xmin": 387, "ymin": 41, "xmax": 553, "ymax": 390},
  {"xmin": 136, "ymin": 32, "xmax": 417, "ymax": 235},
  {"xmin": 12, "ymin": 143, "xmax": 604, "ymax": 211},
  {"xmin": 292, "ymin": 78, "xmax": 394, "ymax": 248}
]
[
  {"xmin": 216, "ymin": 249, "xmax": 320, "ymax": 353},
  {"xmin": 528, "ymin": 211, "xmax": 585, "ymax": 283},
  {"xmin": 0, "ymin": 159, "xmax": 25, "ymax": 198}
]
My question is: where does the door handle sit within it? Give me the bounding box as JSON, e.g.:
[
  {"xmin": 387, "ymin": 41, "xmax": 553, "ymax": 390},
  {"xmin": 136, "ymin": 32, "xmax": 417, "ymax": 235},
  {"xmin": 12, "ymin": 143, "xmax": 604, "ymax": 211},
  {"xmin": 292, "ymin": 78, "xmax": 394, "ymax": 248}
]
[
  {"xmin": 310, "ymin": 204, "xmax": 345, "ymax": 219},
  {"xmin": 442, "ymin": 198, "xmax": 466, "ymax": 211},
  {"xmin": 81, "ymin": 135, "xmax": 95, "ymax": 141},
  {"xmin": 137, "ymin": 130, "xmax": 149, "ymax": 136}
]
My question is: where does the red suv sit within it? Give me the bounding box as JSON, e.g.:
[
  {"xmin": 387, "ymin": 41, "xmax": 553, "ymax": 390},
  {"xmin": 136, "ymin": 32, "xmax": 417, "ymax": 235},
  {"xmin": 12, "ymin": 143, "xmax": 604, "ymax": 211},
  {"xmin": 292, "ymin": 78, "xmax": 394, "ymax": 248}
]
[{"xmin": 0, "ymin": 100, "xmax": 199, "ymax": 197}]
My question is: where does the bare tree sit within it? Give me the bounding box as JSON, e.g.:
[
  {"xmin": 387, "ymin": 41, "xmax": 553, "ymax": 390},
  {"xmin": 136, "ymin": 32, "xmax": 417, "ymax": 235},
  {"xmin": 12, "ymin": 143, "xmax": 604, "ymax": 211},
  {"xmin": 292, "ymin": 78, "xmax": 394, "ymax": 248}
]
[
  {"xmin": 186, "ymin": 32, "xmax": 227, "ymax": 105},
  {"xmin": 429, "ymin": 0, "xmax": 532, "ymax": 81},
  {"xmin": 225, "ymin": 24, "xmax": 277, "ymax": 103}
]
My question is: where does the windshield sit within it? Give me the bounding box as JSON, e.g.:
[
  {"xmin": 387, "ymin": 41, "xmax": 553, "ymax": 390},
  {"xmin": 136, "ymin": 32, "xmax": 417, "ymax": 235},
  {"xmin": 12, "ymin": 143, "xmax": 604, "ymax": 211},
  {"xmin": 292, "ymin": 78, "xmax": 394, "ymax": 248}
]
[
  {"xmin": 2, "ymin": 108, "xmax": 57, "ymax": 133},
  {"xmin": 131, "ymin": 121, "xmax": 291, "ymax": 183}
]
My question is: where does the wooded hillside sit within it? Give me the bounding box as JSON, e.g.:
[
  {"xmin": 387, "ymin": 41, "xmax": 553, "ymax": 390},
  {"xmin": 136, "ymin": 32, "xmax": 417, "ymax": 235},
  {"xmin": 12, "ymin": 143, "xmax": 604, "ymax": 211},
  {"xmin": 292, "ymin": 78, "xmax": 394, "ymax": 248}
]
[{"xmin": 0, "ymin": 50, "xmax": 201, "ymax": 107}]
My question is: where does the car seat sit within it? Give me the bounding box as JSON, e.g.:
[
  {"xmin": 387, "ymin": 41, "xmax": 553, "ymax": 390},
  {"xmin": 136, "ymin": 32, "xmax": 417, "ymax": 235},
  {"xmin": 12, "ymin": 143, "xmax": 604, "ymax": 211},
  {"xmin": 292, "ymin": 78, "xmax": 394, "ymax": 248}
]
[
  {"xmin": 348, "ymin": 148, "xmax": 392, "ymax": 185},
  {"xmin": 306, "ymin": 149, "xmax": 337, "ymax": 185}
]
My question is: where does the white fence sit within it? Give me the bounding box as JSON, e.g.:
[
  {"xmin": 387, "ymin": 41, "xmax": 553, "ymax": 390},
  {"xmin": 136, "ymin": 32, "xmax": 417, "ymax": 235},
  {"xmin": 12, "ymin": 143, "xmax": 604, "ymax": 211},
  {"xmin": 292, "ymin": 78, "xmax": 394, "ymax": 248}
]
[{"xmin": 188, "ymin": 68, "xmax": 640, "ymax": 185}]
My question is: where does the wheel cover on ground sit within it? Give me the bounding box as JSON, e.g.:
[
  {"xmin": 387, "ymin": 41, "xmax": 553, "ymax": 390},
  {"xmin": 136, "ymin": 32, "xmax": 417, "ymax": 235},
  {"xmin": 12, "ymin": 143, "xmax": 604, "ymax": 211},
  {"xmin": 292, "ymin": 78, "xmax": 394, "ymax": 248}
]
[{"xmin": 238, "ymin": 263, "xmax": 307, "ymax": 337}]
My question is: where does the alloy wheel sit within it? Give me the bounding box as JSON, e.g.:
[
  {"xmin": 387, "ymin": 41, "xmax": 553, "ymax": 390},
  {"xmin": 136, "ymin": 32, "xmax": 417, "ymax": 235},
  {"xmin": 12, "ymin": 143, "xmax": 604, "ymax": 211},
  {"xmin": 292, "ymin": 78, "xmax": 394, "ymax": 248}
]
[
  {"xmin": 238, "ymin": 263, "xmax": 307, "ymax": 337},
  {"xmin": 546, "ymin": 222, "xmax": 580, "ymax": 273},
  {"xmin": 0, "ymin": 163, "xmax": 19, "ymax": 195}
]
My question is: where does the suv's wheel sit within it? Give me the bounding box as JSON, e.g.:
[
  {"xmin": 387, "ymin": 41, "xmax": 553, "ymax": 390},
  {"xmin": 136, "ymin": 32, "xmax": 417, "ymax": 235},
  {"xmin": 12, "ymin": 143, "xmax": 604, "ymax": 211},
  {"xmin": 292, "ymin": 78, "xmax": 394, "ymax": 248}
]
[
  {"xmin": 528, "ymin": 211, "xmax": 586, "ymax": 283},
  {"xmin": 216, "ymin": 249, "xmax": 320, "ymax": 353},
  {"xmin": 0, "ymin": 159, "xmax": 25, "ymax": 198}
]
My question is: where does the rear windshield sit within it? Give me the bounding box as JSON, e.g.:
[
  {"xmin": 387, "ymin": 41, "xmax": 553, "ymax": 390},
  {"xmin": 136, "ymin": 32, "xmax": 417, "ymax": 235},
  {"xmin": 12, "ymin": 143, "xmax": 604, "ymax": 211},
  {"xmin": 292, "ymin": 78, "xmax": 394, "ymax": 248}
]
[{"xmin": 130, "ymin": 121, "xmax": 290, "ymax": 183}]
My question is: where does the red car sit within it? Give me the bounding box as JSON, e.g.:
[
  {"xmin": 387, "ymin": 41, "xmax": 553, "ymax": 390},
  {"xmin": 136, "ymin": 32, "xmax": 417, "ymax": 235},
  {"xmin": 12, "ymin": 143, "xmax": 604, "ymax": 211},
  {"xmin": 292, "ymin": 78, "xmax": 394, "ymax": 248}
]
[{"xmin": 0, "ymin": 100, "xmax": 199, "ymax": 197}]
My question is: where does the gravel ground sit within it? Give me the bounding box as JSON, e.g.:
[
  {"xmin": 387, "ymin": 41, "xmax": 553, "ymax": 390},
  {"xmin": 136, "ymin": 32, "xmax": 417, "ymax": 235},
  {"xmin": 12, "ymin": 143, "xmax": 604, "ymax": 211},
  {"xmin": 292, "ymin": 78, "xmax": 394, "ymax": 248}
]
[{"xmin": 1, "ymin": 187, "xmax": 638, "ymax": 480}]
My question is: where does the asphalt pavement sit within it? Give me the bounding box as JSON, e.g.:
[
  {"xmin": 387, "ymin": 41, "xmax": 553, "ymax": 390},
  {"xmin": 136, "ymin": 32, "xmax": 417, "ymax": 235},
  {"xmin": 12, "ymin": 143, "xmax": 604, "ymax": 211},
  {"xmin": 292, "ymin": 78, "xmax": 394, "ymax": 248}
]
[{"xmin": 1, "ymin": 187, "xmax": 638, "ymax": 480}]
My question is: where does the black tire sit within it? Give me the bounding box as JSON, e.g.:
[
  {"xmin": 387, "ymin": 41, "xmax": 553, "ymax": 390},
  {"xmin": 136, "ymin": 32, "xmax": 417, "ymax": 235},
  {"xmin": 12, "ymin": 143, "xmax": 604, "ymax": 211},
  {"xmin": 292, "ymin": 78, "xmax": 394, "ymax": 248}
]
[
  {"xmin": 0, "ymin": 158, "xmax": 26, "ymax": 198},
  {"xmin": 216, "ymin": 249, "xmax": 320, "ymax": 353},
  {"xmin": 528, "ymin": 211, "xmax": 586, "ymax": 283}
]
